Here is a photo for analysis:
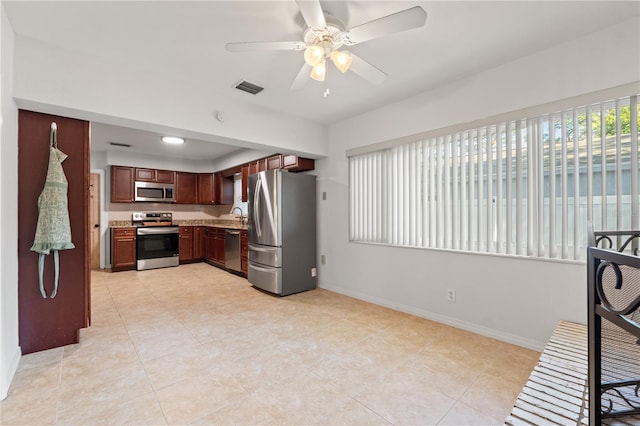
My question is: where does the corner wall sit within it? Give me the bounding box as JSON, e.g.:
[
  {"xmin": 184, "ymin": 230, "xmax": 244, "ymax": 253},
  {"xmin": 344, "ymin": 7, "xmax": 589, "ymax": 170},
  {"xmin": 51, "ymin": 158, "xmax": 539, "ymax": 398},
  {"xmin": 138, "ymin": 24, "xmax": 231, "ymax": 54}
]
[
  {"xmin": 0, "ymin": 2, "xmax": 20, "ymax": 400},
  {"xmin": 317, "ymin": 17, "xmax": 640, "ymax": 351}
]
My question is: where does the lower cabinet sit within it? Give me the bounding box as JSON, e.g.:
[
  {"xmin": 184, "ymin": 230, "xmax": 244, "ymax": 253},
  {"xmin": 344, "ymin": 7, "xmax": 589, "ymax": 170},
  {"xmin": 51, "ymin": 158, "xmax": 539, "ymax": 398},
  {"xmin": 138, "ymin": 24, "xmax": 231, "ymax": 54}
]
[
  {"xmin": 113, "ymin": 224, "xmax": 240, "ymax": 274},
  {"xmin": 193, "ymin": 226, "xmax": 204, "ymax": 260},
  {"xmin": 204, "ymin": 227, "xmax": 225, "ymax": 266},
  {"xmin": 204, "ymin": 227, "xmax": 215, "ymax": 262},
  {"xmin": 111, "ymin": 228, "xmax": 137, "ymax": 271},
  {"xmin": 214, "ymin": 228, "xmax": 226, "ymax": 265},
  {"xmin": 179, "ymin": 226, "xmax": 194, "ymax": 263},
  {"xmin": 241, "ymin": 230, "xmax": 248, "ymax": 277}
]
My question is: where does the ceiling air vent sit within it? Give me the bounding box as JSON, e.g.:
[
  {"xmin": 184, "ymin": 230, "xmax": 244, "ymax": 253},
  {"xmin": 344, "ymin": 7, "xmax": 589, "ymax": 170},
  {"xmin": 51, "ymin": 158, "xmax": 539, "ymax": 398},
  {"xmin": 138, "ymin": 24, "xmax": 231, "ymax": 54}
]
[
  {"xmin": 235, "ymin": 80, "xmax": 264, "ymax": 95},
  {"xmin": 109, "ymin": 142, "xmax": 132, "ymax": 148}
]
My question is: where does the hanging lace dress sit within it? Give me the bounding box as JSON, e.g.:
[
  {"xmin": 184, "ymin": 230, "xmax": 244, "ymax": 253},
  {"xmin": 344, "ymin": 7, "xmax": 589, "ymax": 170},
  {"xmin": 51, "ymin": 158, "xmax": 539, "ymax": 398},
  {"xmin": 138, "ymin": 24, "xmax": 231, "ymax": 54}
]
[{"xmin": 30, "ymin": 123, "xmax": 75, "ymax": 298}]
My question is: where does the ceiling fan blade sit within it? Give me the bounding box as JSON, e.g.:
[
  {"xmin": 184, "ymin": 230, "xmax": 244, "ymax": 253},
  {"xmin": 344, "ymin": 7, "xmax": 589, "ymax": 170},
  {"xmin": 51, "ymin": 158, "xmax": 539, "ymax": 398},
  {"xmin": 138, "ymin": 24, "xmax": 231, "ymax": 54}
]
[
  {"xmin": 290, "ymin": 63, "xmax": 311, "ymax": 90},
  {"xmin": 225, "ymin": 41, "xmax": 306, "ymax": 52},
  {"xmin": 295, "ymin": 0, "xmax": 327, "ymax": 31},
  {"xmin": 348, "ymin": 53, "xmax": 387, "ymax": 85},
  {"xmin": 342, "ymin": 6, "xmax": 427, "ymax": 46}
]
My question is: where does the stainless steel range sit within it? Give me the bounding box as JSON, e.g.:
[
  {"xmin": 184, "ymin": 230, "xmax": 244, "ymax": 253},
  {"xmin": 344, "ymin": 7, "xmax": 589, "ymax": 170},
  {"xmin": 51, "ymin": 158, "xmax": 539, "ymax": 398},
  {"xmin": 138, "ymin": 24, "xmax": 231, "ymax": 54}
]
[{"xmin": 132, "ymin": 212, "xmax": 179, "ymax": 271}]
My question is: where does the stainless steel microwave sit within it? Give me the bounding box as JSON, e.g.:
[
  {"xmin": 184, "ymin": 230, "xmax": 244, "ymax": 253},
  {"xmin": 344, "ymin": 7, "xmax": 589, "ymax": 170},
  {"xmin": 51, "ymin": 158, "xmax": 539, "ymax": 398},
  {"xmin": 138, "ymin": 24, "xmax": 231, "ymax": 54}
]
[{"xmin": 134, "ymin": 181, "xmax": 175, "ymax": 203}]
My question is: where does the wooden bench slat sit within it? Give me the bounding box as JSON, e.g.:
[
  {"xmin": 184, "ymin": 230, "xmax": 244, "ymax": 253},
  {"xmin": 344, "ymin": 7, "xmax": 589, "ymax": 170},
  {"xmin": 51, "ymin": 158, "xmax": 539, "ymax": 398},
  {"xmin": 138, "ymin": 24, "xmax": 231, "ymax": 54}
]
[
  {"xmin": 505, "ymin": 414, "xmax": 538, "ymax": 426},
  {"xmin": 534, "ymin": 365, "xmax": 588, "ymax": 386},
  {"xmin": 510, "ymin": 405, "xmax": 566, "ymax": 426},
  {"xmin": 529, "ymin": 369, "xmax": 586, "ymax": 392},
  {"xmin": 517, "ymin": 392, "xmax": 581, "ymax": 421},
  {"xmin": 527, "ymin": 371, "xmax": 586, "ymax": 398},
  {"xmin": 514, "ymin": 399, "xmax": 579, "ymax": 426},
  {"xmin": 524, "ymin": 380, "xmax": 585, "ymax": 407}
]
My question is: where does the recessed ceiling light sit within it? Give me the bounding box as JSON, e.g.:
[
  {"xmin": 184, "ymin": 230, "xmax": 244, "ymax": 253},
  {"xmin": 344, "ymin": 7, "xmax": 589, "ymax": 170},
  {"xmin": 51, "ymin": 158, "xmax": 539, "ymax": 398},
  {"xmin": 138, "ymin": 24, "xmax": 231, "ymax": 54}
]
[{"xmin": 162, "ymin": 136, "xmax": 185, "ymax": 144}]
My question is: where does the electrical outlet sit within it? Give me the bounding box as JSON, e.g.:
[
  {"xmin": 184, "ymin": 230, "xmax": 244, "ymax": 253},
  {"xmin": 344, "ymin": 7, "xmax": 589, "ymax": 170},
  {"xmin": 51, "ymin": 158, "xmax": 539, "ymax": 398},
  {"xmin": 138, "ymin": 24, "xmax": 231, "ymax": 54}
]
[
  {"xmin": 311, "ymin": 268, "xmax": 317, "ymax": 277},
  {"xmin": 447, "ymin": 288, "xmax": 456, "ymax": 303},
  {"xmin": 320, "ymin": 255, "xmax": 326, "ymax": 265}
]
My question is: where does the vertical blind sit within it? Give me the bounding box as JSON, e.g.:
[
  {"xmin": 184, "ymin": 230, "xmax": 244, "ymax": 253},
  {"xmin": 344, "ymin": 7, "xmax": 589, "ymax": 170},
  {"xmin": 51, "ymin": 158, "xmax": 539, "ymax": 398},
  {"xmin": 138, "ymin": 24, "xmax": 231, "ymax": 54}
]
[{"xmin": 349, "ymin": 95, "xmax": 639, "ymax": 261}]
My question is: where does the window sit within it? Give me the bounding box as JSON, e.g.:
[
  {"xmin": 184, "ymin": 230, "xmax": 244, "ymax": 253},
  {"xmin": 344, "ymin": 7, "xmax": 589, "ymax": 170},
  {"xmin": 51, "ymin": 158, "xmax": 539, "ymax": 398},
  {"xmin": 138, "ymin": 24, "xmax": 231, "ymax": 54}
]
[
  {"xmin": 349, "ymin": 92, "xmax": 639, "ymax": 261},
  {"xmin": 232, "ymin": 173, "xmax": 248, "ymax": 217}
]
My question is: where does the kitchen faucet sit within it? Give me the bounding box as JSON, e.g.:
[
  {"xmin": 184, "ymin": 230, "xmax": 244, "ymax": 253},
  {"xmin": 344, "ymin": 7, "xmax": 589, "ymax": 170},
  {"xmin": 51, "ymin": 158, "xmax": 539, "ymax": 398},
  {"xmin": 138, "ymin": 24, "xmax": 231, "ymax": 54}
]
[{"xmin": 230, "ymin": 206, "xmax": 245, "ymax": 224}]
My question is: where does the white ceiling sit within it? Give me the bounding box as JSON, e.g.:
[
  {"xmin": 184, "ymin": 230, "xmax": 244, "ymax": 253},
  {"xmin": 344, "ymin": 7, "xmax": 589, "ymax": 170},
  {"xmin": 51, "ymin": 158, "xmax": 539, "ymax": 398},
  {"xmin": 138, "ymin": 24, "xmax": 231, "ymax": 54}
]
[
  {"xmin": 5, "ymin": 1, "xmax": 639, "ymax": 160},
  {"xmin": 90, "ymin": 122, "xmax": 243, "ymax": 162}
]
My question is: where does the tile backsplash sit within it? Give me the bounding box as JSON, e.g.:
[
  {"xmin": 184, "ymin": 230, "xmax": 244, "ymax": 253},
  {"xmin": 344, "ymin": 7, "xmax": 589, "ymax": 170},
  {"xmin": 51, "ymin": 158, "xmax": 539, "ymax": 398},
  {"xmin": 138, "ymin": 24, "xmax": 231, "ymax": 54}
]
[
  {"xmin": 108, "ymin": 203, "xmax": 244, "ymax": 226},
  {"xmin": 108, "ymin": 203, "xmax": 232, "ymax": 222}
]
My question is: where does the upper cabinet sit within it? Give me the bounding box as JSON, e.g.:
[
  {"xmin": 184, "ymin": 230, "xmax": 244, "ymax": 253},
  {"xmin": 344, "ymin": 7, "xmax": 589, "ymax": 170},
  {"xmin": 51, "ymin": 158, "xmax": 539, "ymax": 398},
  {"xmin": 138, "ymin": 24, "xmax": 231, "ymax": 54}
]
[
  {"xmin": 266, "ymin": 154, "xmax": 282, "ymax": 170},
  {"xmin": 175, "ymin": 172, "xmax": 197, "ymax": 204},
  {"xmin": 197, "ymin": 173, "xmax": 216, "ymax": 205},
  {"xmin": 111, "ymin": 166, "xmax": 134, "ymax": 203},
  {"xmin": 108, "ymin": 154, "xmax": 314, "ymax": 205},
  {"xmin": 282, "ymin": 155, "xmax": 314, "ymax": 172},
  {"xmin": 135, "ymin": 167, "xmax": 175, "ymax": 183},
  {"xmin": 241, "ymin": 165, "xmax": 249, "ymax": 202},
  {"xmin": 216, "ymin": 172, "xmax": 234, "ymax": 205},
  {"xmin": 197, "ymin": 173, "xmax": 233, "ymax": 205}
]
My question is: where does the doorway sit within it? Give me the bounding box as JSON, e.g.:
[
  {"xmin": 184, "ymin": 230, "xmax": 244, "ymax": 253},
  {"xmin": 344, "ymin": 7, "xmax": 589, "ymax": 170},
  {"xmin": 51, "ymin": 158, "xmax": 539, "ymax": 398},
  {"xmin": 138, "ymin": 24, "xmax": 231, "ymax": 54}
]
[{"xmin": 90, "ymin": 172, "xmax": 101, "ymax": 270}]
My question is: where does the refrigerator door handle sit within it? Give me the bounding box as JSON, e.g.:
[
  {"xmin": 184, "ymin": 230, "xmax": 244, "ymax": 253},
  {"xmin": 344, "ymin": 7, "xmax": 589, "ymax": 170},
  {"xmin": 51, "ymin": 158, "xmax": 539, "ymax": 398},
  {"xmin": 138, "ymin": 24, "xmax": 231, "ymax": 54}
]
[
  {"xmin": 249, "ymin": 262, "xmax": 278, "ymax": 273},
  {"xmin": 248, "ymin": 244, "xmax": 274, "ymax": 252},
  {"xmin": 254, "ymin": 176, "xmax": 262, "ymax": 237}
]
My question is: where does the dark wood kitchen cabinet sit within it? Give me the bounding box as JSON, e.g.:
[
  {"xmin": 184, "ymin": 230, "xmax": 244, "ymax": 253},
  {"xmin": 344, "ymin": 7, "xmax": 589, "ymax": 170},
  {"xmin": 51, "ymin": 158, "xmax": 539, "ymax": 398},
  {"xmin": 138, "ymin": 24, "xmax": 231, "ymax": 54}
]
[
  {"xmin": 179, "ymin": 226, "xmax": 194, "ymax": 263},
  {"xmin": 204, "ymin": 227, "xmax": 225, "ymax": 266},
  {"xmin": 214, "ymin": 228, "xmax": 226, "ymax": 265},
  {"xmin": 215, "ymin": 172, "xmax": 234, "ymax": 205},
  {"xmin": 248, "ymin": 158, "xmax": 266, "ymax": 176},
  {"xmin": 241, "ymin": 165, "xmax": 249, "ymax": 202},
  {"xmin": 175, "ymin": 172, "xmax": 197, "ymax": 204},
  {"xmin": 197, "ymin": 173, "xmax": 216, "ymax": 204},
  {"xmin": 282, "ymin": 155, "xmax": 315, "ymax": 172},
  {"xmin": 240, "ymin": 230, "xmax": 248, "ymax": 277},
  {"xmin": 266, "ymin": 154, "xmax": 282, "ymax": 170},
  {"xmin": 135, "ymin": 168, "xmax": 175, "ymax": 183},
  {"xmin": 18, "ymin": 110, "xmax": 90, "ymax": 354},
  {"xmin": 111, "ymin": 228, "xmax": 137, "ymax": 272},
  {"xmin": 110, "ymin": 165, "xmax": 134, "ymax": 203},
  {"xmin": 193, "ymin": 226, "xmax": 204, "ymax": 260},
  {"xmin": 204, "ymin": 227, "xmax": 216, "ymax": 263}
]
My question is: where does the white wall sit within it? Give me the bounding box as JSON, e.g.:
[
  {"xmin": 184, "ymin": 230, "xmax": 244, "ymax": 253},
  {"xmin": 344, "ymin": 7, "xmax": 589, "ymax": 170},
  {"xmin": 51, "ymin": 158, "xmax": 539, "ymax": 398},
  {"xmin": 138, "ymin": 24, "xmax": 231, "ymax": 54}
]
[
  {"xmin": 317, "ymin": 16, "xmax": 640, "ymax": 351},
  {"xmin": 0, "ymin": 2, "xmax": 20, "ymax": 400}
]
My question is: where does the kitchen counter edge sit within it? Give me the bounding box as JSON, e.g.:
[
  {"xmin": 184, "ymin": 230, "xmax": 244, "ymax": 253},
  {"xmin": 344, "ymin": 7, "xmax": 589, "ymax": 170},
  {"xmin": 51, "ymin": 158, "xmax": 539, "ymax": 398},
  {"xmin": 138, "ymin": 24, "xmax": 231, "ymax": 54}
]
[{"xmin": 109, "ymin": 221, "xmax": 247, "ymax": 231}]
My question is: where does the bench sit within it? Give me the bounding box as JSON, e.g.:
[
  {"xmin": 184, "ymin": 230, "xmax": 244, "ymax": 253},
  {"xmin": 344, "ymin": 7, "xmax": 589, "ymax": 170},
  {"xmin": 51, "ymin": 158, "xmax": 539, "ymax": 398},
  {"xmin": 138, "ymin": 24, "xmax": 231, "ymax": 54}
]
[
  {"xmin": 507, "ymin": 228, "xmax": 640, "ymax": 425},
  {"xmin": 505, "ymin": 320, "xmax": 589, "ymax": 425}
]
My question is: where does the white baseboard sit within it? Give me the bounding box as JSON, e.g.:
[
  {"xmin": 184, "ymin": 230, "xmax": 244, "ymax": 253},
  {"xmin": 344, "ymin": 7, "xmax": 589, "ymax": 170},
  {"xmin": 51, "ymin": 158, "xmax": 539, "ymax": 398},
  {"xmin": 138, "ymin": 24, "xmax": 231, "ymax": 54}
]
[
  {"xmin": 0, "ymin": 345, "xmax": 21, "ymax": 400},
  {"xmin": 319, "ymin": 282, "xmax": 545, "ymax": 352}
]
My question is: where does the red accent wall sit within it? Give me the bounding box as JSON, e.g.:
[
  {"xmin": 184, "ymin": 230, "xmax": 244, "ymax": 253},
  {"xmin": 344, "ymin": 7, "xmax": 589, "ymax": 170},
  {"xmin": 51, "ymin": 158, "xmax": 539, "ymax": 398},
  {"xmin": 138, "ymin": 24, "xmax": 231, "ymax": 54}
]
[{"xmin": 18, "ymin": 110, "xmax": 90, "ymax": 354}]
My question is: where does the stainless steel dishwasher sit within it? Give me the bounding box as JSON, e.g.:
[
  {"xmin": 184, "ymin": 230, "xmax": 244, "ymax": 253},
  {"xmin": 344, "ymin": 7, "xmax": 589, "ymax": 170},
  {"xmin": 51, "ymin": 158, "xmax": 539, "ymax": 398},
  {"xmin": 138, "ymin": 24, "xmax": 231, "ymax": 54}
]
[{"xmin": 225, "ymin": 229, "xmax": 242, "ymax": 273}]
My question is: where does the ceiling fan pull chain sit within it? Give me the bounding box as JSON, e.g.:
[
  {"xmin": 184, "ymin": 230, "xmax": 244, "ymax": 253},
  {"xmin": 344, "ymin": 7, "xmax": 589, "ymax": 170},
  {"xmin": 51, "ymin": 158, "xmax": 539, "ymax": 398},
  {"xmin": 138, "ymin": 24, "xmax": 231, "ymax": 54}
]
[{"xmin": 323, "ymin": 67, "xmax": 330, "ymax": 98}]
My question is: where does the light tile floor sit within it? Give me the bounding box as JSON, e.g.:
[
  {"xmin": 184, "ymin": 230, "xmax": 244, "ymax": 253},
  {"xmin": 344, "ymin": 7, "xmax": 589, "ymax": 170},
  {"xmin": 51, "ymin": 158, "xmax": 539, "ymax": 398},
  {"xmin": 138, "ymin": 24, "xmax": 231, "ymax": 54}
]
[{"xmin": 1, "ymin": 263, "xmax": 539, "ymax": 425}]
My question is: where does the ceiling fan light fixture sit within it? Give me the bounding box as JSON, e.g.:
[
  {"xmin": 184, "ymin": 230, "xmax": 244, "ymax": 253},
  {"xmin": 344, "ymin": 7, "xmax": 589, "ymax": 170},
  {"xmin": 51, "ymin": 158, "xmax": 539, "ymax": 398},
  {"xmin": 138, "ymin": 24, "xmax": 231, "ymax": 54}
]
[
  {"xmin": 303, "ymin": 45, "xmax": 324, "ymax": 67},
  {"xmin": 310, "ymin": 60, "xmax": 326, "ymax": 81},
  {"xmin": 330, "ymin": 50, "xmax": 352, "ymax": 73}
]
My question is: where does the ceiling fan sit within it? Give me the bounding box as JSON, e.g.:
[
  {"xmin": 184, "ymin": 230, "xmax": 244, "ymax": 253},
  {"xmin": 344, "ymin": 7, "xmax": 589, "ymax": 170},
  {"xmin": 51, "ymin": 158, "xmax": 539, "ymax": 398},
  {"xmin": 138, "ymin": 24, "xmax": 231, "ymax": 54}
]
[{"xmin": 225, "ymin": 0, "xmax": 427, "ymax": 90}]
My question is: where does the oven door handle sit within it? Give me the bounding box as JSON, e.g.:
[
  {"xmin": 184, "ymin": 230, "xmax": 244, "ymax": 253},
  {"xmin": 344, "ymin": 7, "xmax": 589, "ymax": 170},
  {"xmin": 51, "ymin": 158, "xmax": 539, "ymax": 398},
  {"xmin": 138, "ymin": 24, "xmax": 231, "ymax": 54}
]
[{"xmin": 136, "ymin": 227, "xmax": 179, "ymax": 235}]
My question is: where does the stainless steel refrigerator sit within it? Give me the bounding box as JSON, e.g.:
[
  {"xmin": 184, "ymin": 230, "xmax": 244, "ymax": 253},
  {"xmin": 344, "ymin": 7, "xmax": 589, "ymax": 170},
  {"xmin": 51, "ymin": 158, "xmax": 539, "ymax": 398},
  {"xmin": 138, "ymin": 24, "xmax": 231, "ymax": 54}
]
[{"xmin": 248, "ymin": 169, "xmax": 317, "ymax": 296}]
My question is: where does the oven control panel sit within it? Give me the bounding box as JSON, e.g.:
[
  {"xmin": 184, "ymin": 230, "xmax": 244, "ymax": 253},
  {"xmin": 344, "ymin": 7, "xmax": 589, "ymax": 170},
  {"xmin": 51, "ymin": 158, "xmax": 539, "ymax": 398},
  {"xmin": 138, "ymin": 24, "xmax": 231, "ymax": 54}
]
[{"xmin": 132, "ymin": 212, "xmax": 173, "ymax": 223}]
